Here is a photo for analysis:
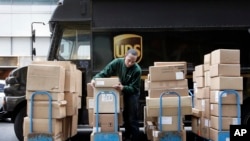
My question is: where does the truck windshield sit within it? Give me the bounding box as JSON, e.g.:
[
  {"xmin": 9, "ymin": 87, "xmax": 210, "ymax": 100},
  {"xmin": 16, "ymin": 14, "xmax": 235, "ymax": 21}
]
[{"xmin": 58, "ymin": 29, "xmax": 90, "ymax": 60}]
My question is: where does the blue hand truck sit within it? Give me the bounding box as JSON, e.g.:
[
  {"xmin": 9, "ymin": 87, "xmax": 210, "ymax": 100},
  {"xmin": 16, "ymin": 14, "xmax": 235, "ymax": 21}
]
[
  {"xmin": 217, "ymin": 89, "xmax": 241, "ymax": 141},
  {"xmin": 159, "ymin": 91, "xmax": 183, "ymax": 141},
  {"xmin": 188, "ymin": 89, "xmax": 194, "ymax": 108},
  {"xmin": 28, "ymin": 91, "xmax": 53, "ymax": 141},
  {"xmin": 93, "ymin": 91, "xmax": 120, "ymax": 141}
]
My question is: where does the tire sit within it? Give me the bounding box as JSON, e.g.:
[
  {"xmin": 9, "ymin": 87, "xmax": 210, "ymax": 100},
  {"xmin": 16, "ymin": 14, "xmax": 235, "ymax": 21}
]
[{"xmin": 14, "ymin": 107, "xmax": 26, "ymax": 141}]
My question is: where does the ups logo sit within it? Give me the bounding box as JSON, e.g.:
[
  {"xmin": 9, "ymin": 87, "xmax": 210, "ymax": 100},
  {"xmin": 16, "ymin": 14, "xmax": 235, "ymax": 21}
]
[{"xmin": 114, "ymin": 34, "xmax": 143, "ymax": 63}]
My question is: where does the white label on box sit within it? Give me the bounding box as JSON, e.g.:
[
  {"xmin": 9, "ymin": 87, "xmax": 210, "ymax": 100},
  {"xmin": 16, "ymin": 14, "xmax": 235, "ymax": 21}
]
[
  {"xmin": 201, "ymin": 99, "xmax": 205, "ymax": 111},
  {"xmin": 101, "ymin": 94, "xmax": 113, "ymax": 102},
  {"xmin": 226, "ymin": 138, "xmax": 230, "ymax": 141},
  {"xmin": 204, "ymin": 118, "xmax": 210, "ymax": 127},
  {"xmin": 92, "ymin": 127, "xmax": 101, "ymax": 133},
  {"xmin": 96, "ymin": 81, "xmax": 104, "ymax": 86},
  {"xmin": 159, "ymin": 116, "xmax": 172, "ymax": 124},
  {"xmin": 153, "ymin": 130, "xmax": 160, "ymax": 137},
  {"xmin": 193, "ymin": 83, "xmax": 197, "ymax": 93},
  {"xmin": 232, "ymin": 118, "xmax": 240, "ymax": 125},
  {"xmin": 89, "ymin": 99, "xmax": 94, "ymax": 109},
  {"xmin": 175, "ymin": 72, "xmax": 184, "ymax": 80},
  {"xmin": 215, "ymin": 91, "xmax": 227, "ymax": 102},
  {"xmin": 210, "ymin": 104, "xmax": 213, "ymax": 110}
]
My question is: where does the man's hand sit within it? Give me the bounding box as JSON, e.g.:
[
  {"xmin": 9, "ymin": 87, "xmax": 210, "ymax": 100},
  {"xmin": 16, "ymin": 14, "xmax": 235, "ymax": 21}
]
[
  {"xmin": 113, "ymin": 83, "xmax": 123, "ymax": 91},
  {"xmin": 90, "ymin": 79, "xmax": 95, "ymax": 87}
]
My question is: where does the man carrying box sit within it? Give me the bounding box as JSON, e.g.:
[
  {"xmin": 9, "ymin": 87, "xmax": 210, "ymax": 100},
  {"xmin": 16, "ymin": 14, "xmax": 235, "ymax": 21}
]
[{"xmin": 91, "ymin": 49, "xmax": 142, "ymax": 141}]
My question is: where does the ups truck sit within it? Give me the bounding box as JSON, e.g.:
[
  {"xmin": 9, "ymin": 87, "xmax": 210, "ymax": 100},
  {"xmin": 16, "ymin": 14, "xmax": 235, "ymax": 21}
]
[{"xmin": 1, "ymin": 0, "xmax": 250, "ymax": 141}]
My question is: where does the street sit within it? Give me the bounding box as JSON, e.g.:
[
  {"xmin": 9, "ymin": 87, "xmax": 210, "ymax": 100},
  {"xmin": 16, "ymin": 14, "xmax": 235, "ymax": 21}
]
[{"xmin": 0, "ymin": 118, "xmax": 19, "ymax": 141}]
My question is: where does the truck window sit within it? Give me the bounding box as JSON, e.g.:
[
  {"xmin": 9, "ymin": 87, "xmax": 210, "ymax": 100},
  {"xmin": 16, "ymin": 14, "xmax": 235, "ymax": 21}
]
[{"xmin": 58, "ymin": 29, "xmax": 90, "ymax": 60}]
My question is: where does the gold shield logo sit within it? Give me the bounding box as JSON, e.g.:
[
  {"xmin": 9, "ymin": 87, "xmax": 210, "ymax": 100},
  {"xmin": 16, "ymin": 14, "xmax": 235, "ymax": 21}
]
[{"xmin": 114, "ymin": 34, "xmax": 143, "ymax": 63}]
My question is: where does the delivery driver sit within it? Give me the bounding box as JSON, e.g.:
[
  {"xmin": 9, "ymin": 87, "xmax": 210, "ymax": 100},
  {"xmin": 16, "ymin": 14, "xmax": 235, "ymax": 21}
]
[{"xmin": 91, "ymin": 48, "xmax": 142, "ymax": 141}]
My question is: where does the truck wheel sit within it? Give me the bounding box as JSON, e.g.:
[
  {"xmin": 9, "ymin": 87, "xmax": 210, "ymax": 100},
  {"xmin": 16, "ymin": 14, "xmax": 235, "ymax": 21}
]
[{"xmin": 14, "ymin": 107, "xmax": 26, "ymax": 141}]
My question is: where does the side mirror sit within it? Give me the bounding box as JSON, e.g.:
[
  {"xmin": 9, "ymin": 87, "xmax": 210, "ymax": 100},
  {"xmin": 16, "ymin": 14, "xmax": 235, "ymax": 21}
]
[
  {"xmin": 6, "ymin": 76, "xmax": 18, "ymax": 85},
  {"xmin": 32, "ymin": 48, "xmax": 36, "ymax": 56}
]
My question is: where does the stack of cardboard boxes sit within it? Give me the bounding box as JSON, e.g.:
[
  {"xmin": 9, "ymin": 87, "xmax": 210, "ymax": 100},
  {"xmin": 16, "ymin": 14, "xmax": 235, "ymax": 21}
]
[
  {"xmin": 144, "ymin": 62, "xmax": 192, "ymax": 141},
  {"xmin": 192, "ymin": 49, "xmax": 243, "ymax": 141},
  {"xmin": 24, "ymin": 61, "xmax": 82, "ymax": 141},
  {"xmin": 86, "ymin": 78, "xmax": 123, "ymax": 141}
]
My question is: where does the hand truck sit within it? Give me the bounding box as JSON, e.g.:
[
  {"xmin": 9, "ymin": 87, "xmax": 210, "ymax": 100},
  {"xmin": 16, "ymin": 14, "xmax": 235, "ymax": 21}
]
[
  {"xmin": 217, "ymin": 89, "xmax": 241, "ymax": 141},
  {"xmin": 188, "ymin": 89, "xmax": 194, "ymax": 108},
  {"xmin": 159, "ymin": 91, "xmax": 183, "ymax": 141},
  {"xmin": 93, "ymin": 91, "xmax": 120, "ymax": 141},
  {"xmin": 28, "ymin": 91, "xmax": 53, "ymax": 141}
]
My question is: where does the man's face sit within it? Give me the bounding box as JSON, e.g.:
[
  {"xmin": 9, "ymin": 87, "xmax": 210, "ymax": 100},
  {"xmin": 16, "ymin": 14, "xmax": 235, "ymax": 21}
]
[{"xmin": 124, "ymin": 53, "xmax": 137, "ymax": 68}]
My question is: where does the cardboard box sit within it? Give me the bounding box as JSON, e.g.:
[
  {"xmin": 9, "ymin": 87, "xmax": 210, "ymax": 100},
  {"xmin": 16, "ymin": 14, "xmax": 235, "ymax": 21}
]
[
  {"xmin": 211, "ymin": 49, "xmax": 240, "ymax": 65},
  {"xmin": 201, "ymin": 99, "xmax": 210, "ymax": 118},
  {"xmin": 195, "ymin": 76, "xmax": 204, "ymax": 88},
  {"xmin": 87, "ymin": 83, "xmax": 94, "ymax": 97},
  {"xmin": 27, "ymin": 100, "xmax": 67, "ymax": 119},
  {"xmin": 147, "ymin": 79, "xmax": 188, "ymax": 89},
  {"xmin": 192, "ymin": 116, "xmax": 201, "ymax": 135},
  {"xmin": 27, "ymin": 64, "xmax": 65, "ymax": 92},
  {"xmin": 195, "ymin": 65, "xmax": 204, "ymax": 77},
  {"xmin": 192, "ymin": 108, "xmax": 202, "ymax": 118},
  {"xmin": 204, "ymin": 63, "xmax": 210, "ymax": 71},
  {"xmin": 210, "ymin": 104, "xmax": 238, "ymax": 117},
  {"xmin": 26, "ymin": 91, "xmax": 65, "ymax": 101},
  {"xmin": 94, "ymin": 78, "xmax": 119, "ymax": 87},
  {"xmin": 157, "ymin": 116, "xmax": 181, "ymax": 131},
  {"xmin": 204, "ymin": 71, "xmax": 211, "ymax": 87},
  {"xmin": 23, "ymin": 117, "xmax": 62, "ymax": 136},
  {"xmin": 145, "ymin": 121, "xmax": 156, "ymax": 141},
  {"xmin": 65, "ymin": 92, "xmax": 78, "ymax": 116},
  {"xmin": 146, "ymin": 105, "xmax": 192, "ymax": 117},
  {"xmin": 192, "ymin": 71, "xmax": 196, "ymax": 82},
  {"xmin": 210, "ymin": 116, "xmax": 240, "ymax": 130},
  {"xmin": 148, "ymin": 87, "xmax": 189, "ymax": 98},
  {"xmin": 93, "ymin": 114, "xmax": 117, "ymax": 132},
  {"xmin": 210, "ymin": 76, "xmax": 243, "ymax": 90},
  {"xmin": 87, "ymin": 95, "xmax": 123, "ymax": 110},
  {"xmin": 144, "ymin": 78, "xmax": 149, "ymax": 91},
  {"xmin": 77, "ymin": 96, "xmax": 82, "ymax": 109},
  {"xmin": 153, "ymin": 61, "xmax": 187, "ymax": 75},
  {"xmin": 33, "ymin": 61, "xmax": 82, "ymax": 93},
  {"xmin": 210, "ymin": 90, "xmax": 243, "ymax": 104},
  {"xmin": 94, "ymin": 88, "xmax": 120, "ymax": 113},
  {"xmin": 146, "ymin": 96, "xmax": 192, "ymax": 108},
  {"xmin": 210, "ymin": 64, "xmax": 240, "ymax": 77},
  {"xmin": 149, "ymin": 65, "xmax": 185, "ymax": 81},
  {"xmin": 200, "ymin": 117, "xmax": 210, "ymax": 139},
  {"xmin": 204, "ymin": 53, "xmax": 211, "ymax": 64},
  {"xmin": 196, "ymin": 87, "xmax": 210, "ymax": 99},
  {"xmin": 195, "ymin": 99, "xmax": 210, "ymax": 118},
  {"xmin": 62, "ymin": 114, "xmax": 78, "ymax": 140}
]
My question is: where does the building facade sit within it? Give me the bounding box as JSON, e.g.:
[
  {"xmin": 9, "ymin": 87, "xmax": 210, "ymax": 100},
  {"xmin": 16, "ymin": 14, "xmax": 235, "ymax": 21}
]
[{"xmin": 0, "ymin": 0, "xmax": 57, "ymax": 64}]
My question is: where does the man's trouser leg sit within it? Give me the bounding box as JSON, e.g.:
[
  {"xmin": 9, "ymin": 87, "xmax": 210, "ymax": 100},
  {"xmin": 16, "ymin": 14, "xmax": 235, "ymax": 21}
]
[{"xmin": 123, "ymin": 94, "xmax": 139, "ymax": 141}]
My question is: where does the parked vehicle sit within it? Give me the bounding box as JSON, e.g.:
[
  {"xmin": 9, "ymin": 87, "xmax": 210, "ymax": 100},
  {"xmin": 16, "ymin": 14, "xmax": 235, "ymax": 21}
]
[
  {"xmin": 1, "ymin": 0, "xmax": 250, "ymax": 141},
  {"xmin": 0, "ymin": 80, "xmax": 5, "ymax": 112}
]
